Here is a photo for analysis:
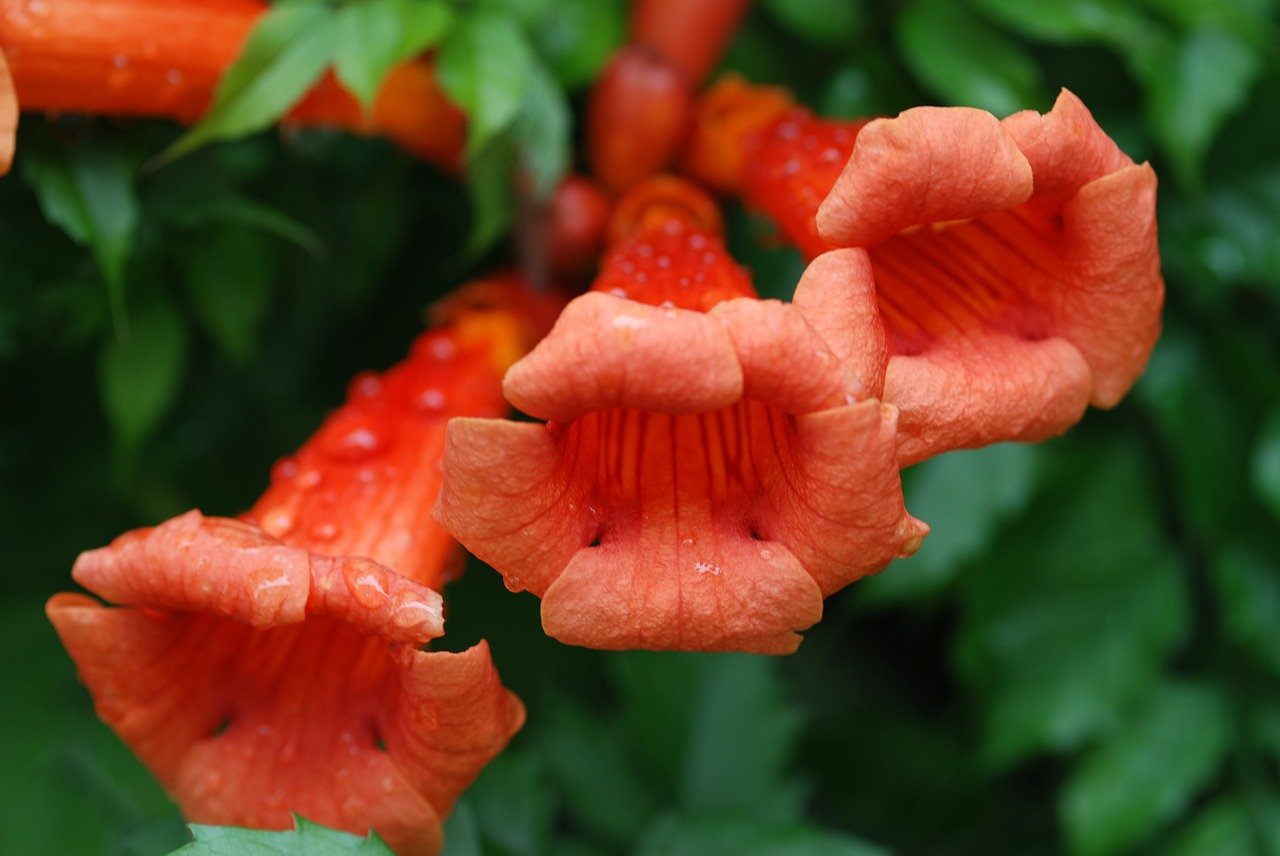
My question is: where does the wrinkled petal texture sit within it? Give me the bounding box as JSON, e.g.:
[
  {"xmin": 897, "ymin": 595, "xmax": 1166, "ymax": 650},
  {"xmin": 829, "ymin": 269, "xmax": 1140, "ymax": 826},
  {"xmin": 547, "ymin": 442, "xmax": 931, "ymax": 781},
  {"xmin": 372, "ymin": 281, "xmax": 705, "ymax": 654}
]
[
  {"xmin": 816, "ymin": 90, "xmax": 1162, "ymax": 464},
  {"xmin": 438, "ymin": 282, "xmax": 924, "ymax": 655},
  {"xmin": 0, "ymin": 48, "xmax": 15, "ymax": 174},
  {"xmin": 47, "ymin": 512, "xmax": 524, "ymax": 856}
]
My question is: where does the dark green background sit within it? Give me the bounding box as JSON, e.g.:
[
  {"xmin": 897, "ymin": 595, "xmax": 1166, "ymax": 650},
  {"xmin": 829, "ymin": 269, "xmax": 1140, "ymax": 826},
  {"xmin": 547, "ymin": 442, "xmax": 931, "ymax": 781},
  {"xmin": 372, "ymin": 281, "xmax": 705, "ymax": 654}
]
[{"xmin": 2, "ymin": 0, "xmax": 1278, "ymax": 853}]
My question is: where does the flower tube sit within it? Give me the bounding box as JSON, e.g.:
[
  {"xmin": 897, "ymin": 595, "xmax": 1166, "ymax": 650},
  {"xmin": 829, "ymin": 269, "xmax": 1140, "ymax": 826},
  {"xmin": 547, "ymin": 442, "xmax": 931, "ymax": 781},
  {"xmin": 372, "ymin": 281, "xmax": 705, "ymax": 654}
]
[
  {"xmin": 0, "ymin": 0, "xmax": 464, "ymax": 168},
  {"xmin": 438, "ymin": 179, "xmax": 924, "ymax": 654},
  {"xmin": 45, "ymin": 278, "xmax": 555, "ymax": 855}
]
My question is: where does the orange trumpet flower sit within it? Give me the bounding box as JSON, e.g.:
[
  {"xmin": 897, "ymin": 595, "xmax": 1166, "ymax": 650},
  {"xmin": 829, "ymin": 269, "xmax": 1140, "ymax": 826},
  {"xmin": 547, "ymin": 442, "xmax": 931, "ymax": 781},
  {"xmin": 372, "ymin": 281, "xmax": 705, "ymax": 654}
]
[
  {"xmin": 0, "ymin": 0, "xmax": 464, "ymax": 167},
  {"xmin": 437, "ymin": 179, "xmax": 924, "ymax": 654},
  {"xmin": 45, "ymin": 279, "xmax": 560, "ymax": 855},
  {"xmin": 815, "ymin": 91, "xmax": 1163, "ymax": 464},
  {"xmin": 0, "ymin": 48, "xmax": 14, "ymax": 174}
]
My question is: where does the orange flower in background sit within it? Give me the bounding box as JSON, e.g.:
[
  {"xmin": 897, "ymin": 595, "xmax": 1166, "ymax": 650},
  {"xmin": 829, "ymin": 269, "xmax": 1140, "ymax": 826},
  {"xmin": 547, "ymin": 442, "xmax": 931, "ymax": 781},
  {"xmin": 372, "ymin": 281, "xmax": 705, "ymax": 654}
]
[
  {"xmin": 45, "ymin": 284, "xmax": 557, "ymax": 855},
  {"xmin": 630, "ymin": 0, "xmax": 752, "ymax": 86},
  {"xmin": 816, "ymin": 90, "xmax": 1163, "ymax": 464},
  {"xmin": 0, "ymin": 0, "xmax": 464, "ymax": 168},
  {"xmin": 0, "ymin": 48, "xmax": 14, "ymax": 174},
  {"xmin": 437, "ymin": 179, "xmax": 924, "ymax": 654}
]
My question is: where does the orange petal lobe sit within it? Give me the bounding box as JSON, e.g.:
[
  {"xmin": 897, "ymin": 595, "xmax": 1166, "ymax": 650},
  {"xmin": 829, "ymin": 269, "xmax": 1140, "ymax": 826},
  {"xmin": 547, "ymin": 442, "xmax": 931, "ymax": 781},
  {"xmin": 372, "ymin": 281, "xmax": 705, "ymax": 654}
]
[
  {"xmin": 790, "ymin": 248, "xmax": 888, "ymax": 399},
  {"xmin": 503, "ymin": 293, "xmax": 745, "ymax": 423},
  {"xmin": 817, "ymin": 106, "xmax": 1034, "ymax": 248}
]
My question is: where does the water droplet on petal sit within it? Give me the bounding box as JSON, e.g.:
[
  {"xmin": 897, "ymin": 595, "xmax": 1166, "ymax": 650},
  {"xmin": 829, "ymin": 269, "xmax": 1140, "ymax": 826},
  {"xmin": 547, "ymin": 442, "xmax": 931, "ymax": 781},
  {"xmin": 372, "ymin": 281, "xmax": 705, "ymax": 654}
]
[
  {"xmin": 413, "ymin": 387, "xmax": 446, "ymax": 413},
  {"xmin": 271, "ymin": 456, "xmax": 299, "ymax": 483},
  {"xmin": 310, "ymin": 522, "xmax": 338, "ymax": 542},
  {"xmin": 350, "ymin": 372, "xmax": 383, "ymax": 399},
  {"xmin": 323, "ymin": 416, "xmax": 388, "ymax": 462},
  {"xmin": 344, "ymin": 562, "xmax": 391, "ymax": 610},
  {"xmin": 260, "ymin": 508, "xmax": 296, "ymax": 538}
]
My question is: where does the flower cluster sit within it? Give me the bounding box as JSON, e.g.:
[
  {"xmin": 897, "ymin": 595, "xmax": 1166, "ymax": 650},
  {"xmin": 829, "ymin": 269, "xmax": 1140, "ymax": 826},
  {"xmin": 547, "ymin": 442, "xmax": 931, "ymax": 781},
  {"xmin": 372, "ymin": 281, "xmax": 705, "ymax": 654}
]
[{"xmin": 17, "ymin": 1, "xmax": 1162, "ymax": 852}]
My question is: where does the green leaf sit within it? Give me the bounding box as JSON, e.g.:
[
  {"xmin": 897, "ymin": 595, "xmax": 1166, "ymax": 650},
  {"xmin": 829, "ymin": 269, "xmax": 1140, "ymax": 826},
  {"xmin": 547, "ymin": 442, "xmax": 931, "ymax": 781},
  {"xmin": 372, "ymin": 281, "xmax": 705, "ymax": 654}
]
[
  {"xmin": 461, "ymin": 133, "xmax": 517, "ymax": 259},
  {"xmin": 956, "ymin": 439, "xmax": 1190, "ymax": 765},
  {"xmin": 1253, "ymin": 407, "xmax": 1280, "ymax": 521},
  {"xmin": 1167, "ymin": 799, "xmax": 1260, "ymax": 856},
  {"xmin": 864, "ymin": 443, "xmax": 1039, "ymax": 602},
  {"xmin": 897, "ymin": 0, "xmax": 1044, "ymax": 115},
  {"xmin": 537, "ymin": 696, "xmax": 657, "ymax": 844},
  {"xmin": 437, "ymin": 10, "xmax": 537, "ymax": 156},
  {"xmin": 173, "ymin": 815, "xmax": 393, "ymax": 854},
  {"xmin": 98, "ymin": 300, "xmax": 188, "ymax": 452},
  {"xmin": 465, "ymin": 751, "xmax": 555, "ymax": 856},
  {"xmin": 679, "ymin": 655, "xmax": 805, "ymax": 820},
  {"xmin": 334, "ymin": 0, "xmax": 452, "ymax": 110},
  {"xmin": 513, "ymin": 60, "xmax": 571, "ymax": 199},
  {"xmin": 439, "ymin": 800, "xmax": 481, "ymax": 856},
  {"xmin": 184, "ymin": 227, "xmax": 275, "ymax": 363},
  {"xmin": 527, "ymin": 0, "xmax": 625, "ymax": 89},
  {"xmin": 969, "ymin": 0, "xmax": 1153, "ymax": 44},
  {"xmin": 1132, "ymin": 27, "xmax": 1263, "ymax": 190},
  {"xmin": 761, "ymin": 0, "xmax": 863, "ymax": 45},
  {"xmin": 164, "ymin": 4, "xmax": 338, "ymax": 161},
  {"xmin": 1061, "ymin": 682, "xmax": 1232, "ymax": 856},
  {"xmin": 1211, "ymin": 546, "xmax": 1280, "ymax": 676},
  {"xmin": 23, "ymin": 144, "xmax": 139, "ymax": 336},
  {"xmin": 637, "ymin": 814, "xmax": 888, "ymax": 856},
  {"xmin": 609, "ymin": 653, "xmax": 805, "ymax": 820}
]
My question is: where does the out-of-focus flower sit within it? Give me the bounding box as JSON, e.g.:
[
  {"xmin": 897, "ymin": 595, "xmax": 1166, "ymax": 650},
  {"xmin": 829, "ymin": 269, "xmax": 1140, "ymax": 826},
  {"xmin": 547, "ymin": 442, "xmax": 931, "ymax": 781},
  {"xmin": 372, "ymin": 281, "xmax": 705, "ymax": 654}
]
[
  {"xmin": 681, "ymin": 75, "xmax": 795, "ymax": 195},
  {"xmin": 0, "ymin": 48, "xmax": 14, "ymax": 174},
  {"xmin": 630, "ymin": 0, "xmax": 752, "ymax": 86},
  {"xmin": 437, "ymin": 179, "xmax": 924, "ymax": 654},
  {"xmin": 587, "ymin": 45, "xmax": 694, "ymax": 194},
  {"xmin": 0, "ymin": 0, "xmax": 464, "ymax": 168},
  {"xmin": 816, "ymin": 91, "xmax": 1163, "ymax": 464},
  {"xmin": 45, "ymin": 284, "xmax": 559, "ymax": 854}
]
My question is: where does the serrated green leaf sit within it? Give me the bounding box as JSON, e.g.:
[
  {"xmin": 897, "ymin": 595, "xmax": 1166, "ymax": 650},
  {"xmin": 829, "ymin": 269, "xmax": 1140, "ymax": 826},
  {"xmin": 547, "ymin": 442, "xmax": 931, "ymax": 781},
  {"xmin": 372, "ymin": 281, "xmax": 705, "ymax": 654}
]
[
  {"xmin": 1132, "ymin": 27, "xmax": 1263, "ymax": 190},
  {"xmin": 956, "ymin": 439, "xmax": 1189, "ymax": 765},
  {"xmin": 513, "ymin": 60, "xmax": 571, "ymax": 198},
  {"xmin": 334, "ymin": 0, "xmax": 452, "ymax": 109},
  {"xmin": 184, "ymin": 227, "xmax": 274, "ymax": 363},
  {"xmin": 174, "ymin": 815, "xmax": 393, "ymax": 855},
  {"xmin": 164, "ymin": 5, "xmax": 338, "ymax": 161},
  {"xmin": 864, "ymin": 443, "xmax": 1039, "ymax": 603},
  {"xmin": 1253, "ymin": 407, "xmax": 1280, "ymax": 521},
  {"xmin": 1061, "ymin": 682, "xmax": 1232, "ymax": 856},
  {"xmin": 1211, "ymin": 546, "xmax": 1280, "ymax": 675},
  {"xmin": 437, "ymin": 11, "xmax": 536, "ymax": 156},
  {"xmin": 636, "ymin": 814, "xmax": 888, "ymax": 856},
  {"xmin": 537, "ymin": 695, "xmax": 657, "ymax": 844},
  {"xmin": 98, "ymin": 300, "xmax": 188, "ymax": 452},
  {"xmin": 761, "ymin": 0, "xmax": 863, "ymax": 45},
  {"xmin": 23, "ymin": 144, "xmax": 139, "ymax": 336},
  {"xmin": 898, "ymin": 0, "xmax": 1044, "ymax": 115}
]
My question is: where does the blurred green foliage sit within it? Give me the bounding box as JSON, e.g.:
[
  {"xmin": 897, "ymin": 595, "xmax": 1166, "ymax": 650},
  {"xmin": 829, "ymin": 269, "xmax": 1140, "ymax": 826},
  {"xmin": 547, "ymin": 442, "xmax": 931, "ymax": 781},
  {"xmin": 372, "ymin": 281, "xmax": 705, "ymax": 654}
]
[{"xmin": 2, "ymin": 0, "xmax": 1279, "ymax": 854}]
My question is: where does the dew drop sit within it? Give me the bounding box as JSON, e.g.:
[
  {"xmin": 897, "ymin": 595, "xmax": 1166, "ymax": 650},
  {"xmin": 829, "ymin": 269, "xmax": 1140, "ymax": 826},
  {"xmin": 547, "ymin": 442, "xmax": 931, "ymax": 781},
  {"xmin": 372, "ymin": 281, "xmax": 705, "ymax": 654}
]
[
  {"xmin": 413, "ymin": 387, "xmax": 446, "ymax": 413},
  {"xmin": 636, "ymin": 242, "xmax": 654, "ymax": 258},
  {"xmin": 381, "ymin": 775, "xmax": 396, "ymax": 793},
  {"xmin": 350, "ymin": 372, "xmax": 383, "ymax": 399},
  {"xmin": 429, "ymin": 337, "xmax": 456, "ymax": 361},
  {"xmin": 297, "ymin": 468, "xmax": 322, "ymax": 490},
  {"xmin": 310, "ymin": 522, "xmax": 338, "ymax": 542},
  {"xmin": 324, "ymin": 420, "xmax": 387, "ymax": 462},
  {"xmin": 344, "ymin": 563, "xmax": 391, "ymax": 610},
  {"xmin": 111, "ymin": 54, "xmax": 129, "ymax": 69},
  {"xmin": 260, "ymin": 508, "xmax": 296, "ymax": 538},
  {"xmin": 782, "ymin": 159, "xmax": 800, "ymax": 175},
  {"xmin": 504, "ymin": 575, "xmax": 525, "ymax": 593},
  {"xmin": 165, "ymin": 68, "xmax": 184, "ymax": 86},
  {"xmin": 271, "ymin": 456, "xmax": 299, "ymax": 483},
  {"xmin": 656, "ymin": 255, "xmax": 672, "ymax": 268}
]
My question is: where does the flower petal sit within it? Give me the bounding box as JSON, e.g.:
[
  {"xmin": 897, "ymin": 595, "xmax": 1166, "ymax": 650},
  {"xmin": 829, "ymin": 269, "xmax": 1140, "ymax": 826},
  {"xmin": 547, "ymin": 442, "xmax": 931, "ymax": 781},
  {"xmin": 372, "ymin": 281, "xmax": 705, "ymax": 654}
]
[
  {"xmin": 435, "ymin": 418, "xmax": 593, "ymax": 598},
  {"xmin": 790, "ymin": 248, "xmax": 888, "ymax": 399},
  {"xmin": 762, "ymin": 401, "xmax": 926, "ymax": 594},
  {"xmin": 886, "ymin": 334, "xmax": 1093, "ymax": 466},
  {"xmin": 817, "ymin": 106, "xmax": 1034, "ymax": 248},
  {"xmin": 540, "ymin": 534, "xmax": 823, "ymax": 654},
  {"xmin": 503, "ymin": 292, "xmax": 744, "ymax": 423}
]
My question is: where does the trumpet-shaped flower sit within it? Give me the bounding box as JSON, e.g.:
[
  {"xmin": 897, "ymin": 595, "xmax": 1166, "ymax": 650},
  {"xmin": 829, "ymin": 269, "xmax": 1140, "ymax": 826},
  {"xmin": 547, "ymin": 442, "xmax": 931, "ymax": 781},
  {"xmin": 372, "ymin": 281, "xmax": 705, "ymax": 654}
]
[
  {"xmin": 46, "ymin": 290, "xmax": 551, "ymax": 854},
  {"xmin": 734, "ymin": 89, "xmax": 1161, "ymax": 464},
  {"xmin": 438, "ymin": 181, "xmax": 924, "ymax": 654},
  {"xmin": 1, "ymin": 48, "xmax": 14, "ymax": 174}
]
